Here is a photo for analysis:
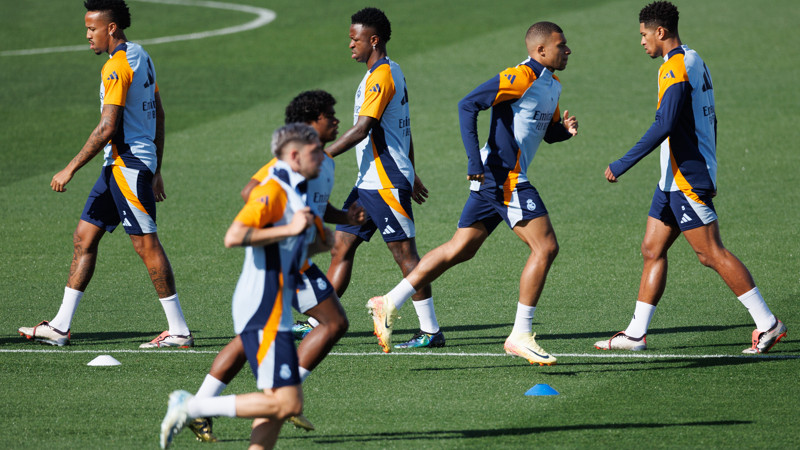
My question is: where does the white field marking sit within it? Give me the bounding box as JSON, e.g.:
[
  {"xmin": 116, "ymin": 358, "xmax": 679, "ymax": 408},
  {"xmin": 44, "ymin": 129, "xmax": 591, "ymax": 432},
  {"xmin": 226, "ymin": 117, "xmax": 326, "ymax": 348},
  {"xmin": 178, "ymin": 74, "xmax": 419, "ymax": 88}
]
[
  {"xmin": 1, "ymin": 0, "xmax": 276, "ymax": 57},
  {"xmin": 1, "ymin": 349, "xmax": 798, "ymax": 360}
]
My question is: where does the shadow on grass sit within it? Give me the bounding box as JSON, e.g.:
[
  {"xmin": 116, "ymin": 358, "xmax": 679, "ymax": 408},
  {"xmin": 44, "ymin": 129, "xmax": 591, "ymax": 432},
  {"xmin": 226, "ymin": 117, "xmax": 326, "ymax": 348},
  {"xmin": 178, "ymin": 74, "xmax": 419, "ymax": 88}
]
[
  {"xmin": 283, "ymin": 420, "xmax": 750, "ymax": 444},
  {"xmin": 346, "ymin": 323, "xmax": 509, "ymax": 339},
  {"xmin": 539, "ymin": 356, "xmax": 787, "ymax": 376},
  {"xmin": 0, "ymin": 331, "xmax": 234, "ymax": 349}
]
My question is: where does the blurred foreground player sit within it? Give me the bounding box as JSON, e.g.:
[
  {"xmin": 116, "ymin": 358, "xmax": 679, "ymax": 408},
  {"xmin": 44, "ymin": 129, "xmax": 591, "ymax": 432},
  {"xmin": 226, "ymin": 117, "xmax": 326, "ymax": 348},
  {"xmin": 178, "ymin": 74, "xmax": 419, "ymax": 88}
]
[
  {"xmin": 187, "ymin": 91, "xmax": 365, "ymax": 441},
  {"xmin": 595, "ymin": 1, "xmax": 785, "ymax": 353},
  {"xmin": 160, "ymin": 124, "xmax": 326, "ymax": 449}
]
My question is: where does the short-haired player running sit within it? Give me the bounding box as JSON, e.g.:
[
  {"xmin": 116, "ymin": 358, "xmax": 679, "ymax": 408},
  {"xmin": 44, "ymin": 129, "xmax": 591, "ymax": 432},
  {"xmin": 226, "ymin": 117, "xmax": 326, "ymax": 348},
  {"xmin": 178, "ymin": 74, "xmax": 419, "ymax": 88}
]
[{"xmin": 370, "ymin": 22, "xmax": 578, "ymax": 363}]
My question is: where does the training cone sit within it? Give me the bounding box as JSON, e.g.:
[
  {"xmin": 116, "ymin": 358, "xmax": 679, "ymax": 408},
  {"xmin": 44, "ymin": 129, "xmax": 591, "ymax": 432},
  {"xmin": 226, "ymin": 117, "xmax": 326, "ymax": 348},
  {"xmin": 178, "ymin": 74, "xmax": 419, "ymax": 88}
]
[
  {"xmin": 525, "ymin": 384, "xmax": 559, "ymax": 396},
  {"xmin": 87, "ymin": 355, "xmax": 121, "ymax": 366}
]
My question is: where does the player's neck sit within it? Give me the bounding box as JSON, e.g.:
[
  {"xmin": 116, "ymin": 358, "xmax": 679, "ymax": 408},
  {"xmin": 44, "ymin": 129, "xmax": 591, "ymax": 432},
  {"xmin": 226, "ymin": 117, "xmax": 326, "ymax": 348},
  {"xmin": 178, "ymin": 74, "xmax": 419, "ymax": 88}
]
[
  {"xmin": 366, "ymin": 49, "xmax": 387, "ymax": 68},
  {"xmin": 660, "ymin": 37, "xmax": 682, "ymax": 57},
  {"xmin": 108, "ymin": 32, "xmax": 128, "ymax": 54}
]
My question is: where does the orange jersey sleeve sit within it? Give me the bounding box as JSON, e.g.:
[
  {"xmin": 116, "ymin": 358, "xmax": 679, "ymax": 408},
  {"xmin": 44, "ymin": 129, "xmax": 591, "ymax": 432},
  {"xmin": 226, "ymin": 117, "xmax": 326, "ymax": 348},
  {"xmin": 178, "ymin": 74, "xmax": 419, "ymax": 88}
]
[
  {"xmin": 492, "ymin": 64, "xmax": 537, "ymax": 106},
  {"xmin": 102, "ymin": 52, "xmax": 134, "ymax": 106},
  {"xmin": 359, "ymin": 64, "xmax": 396, "ymax": 119},
  {"xmin": 657, "ymin": 54, "xmax": 690, "ymax": 108},
  {"xmin": 234, "ymin": 179, "xmax": 287, "ymax": 229}
]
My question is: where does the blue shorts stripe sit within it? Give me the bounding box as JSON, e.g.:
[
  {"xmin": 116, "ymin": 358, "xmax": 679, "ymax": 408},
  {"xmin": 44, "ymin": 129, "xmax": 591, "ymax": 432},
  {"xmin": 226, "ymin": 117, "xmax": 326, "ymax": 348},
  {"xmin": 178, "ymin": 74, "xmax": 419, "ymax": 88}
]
[
  {"xmin": 294, "ymin": 263, "xmax": 334, "ymax": 314},
  {"xmin": 80, "ymin": 165, "xmax": 157, "ymax": 234},
  {"xmin": 458, "ymin": 182, "xmax": 547, "ymax": 232},
  {"xmin": 241, "ymin": 329, "xmax": 299, "ymax": 390},
  {"xmin": 648, "ymin": 187, "xmax": 717, "ymax": 231},
  {"xmin": 336, "ymin": 187, "xmax": 415, "ymax": 242}
]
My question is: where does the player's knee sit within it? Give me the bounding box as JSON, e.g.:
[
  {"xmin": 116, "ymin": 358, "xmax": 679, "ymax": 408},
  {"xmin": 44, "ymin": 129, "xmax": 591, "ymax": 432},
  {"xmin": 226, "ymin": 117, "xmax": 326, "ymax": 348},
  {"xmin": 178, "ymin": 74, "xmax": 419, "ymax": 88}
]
[
  {"xmin": 279, "ymin": 396, "xmax": 303, "ymax": 420},
  {"xmin": 533, "ymin": 239, "xmax": 558, "ymax": 263},
  {"xmin": 695, "ymin": 249, "xmax": 722, "ymax": 269},
  {"xmin": 545, "ymin": 240, "xmax": 559, "ymax": 261},
  {"xmin": 455, "ymin": 241, "xmax": 481, "ymax": 263},
  {"xmin": 73, "ymin": 229, "xmax": 99, "ymax": 253},
  {"xmin": 333, "ymin": 314, "xmax": 349, "ymax": 338},
  {"xmin": 323, "ymin": 312, "xmax": 349, "ymax": 340},
  {"xmin": 330, "ymin": 241, "xmax": 354, "ymax": 263},
  {"xmin": 640, "ymin": 242, "xmax": 663, "ymax": 262}
]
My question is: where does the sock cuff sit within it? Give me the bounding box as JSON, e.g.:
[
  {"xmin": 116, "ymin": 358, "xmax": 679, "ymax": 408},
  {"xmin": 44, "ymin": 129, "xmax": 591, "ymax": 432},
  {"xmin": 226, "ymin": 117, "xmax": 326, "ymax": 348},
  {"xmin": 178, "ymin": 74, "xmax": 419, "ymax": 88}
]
[{"xmin": 736, "ymin": 286, "xmax": 759, "ymax": 302}]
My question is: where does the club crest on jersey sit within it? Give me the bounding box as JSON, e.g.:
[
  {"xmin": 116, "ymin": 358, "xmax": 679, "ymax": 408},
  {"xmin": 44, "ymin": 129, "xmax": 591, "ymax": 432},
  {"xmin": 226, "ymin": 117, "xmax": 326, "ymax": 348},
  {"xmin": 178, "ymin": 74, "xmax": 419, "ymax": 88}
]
[
  {"xmin": 316, "ymin": 278, "xmax": 328, "ymax": 290},
  {"xmin": 526, "ymin": 199, "xmax": 536, "ymax": 211},
  {"xmin": 279, "ymin": 364, "xmax": 292, "ymax": 380}
]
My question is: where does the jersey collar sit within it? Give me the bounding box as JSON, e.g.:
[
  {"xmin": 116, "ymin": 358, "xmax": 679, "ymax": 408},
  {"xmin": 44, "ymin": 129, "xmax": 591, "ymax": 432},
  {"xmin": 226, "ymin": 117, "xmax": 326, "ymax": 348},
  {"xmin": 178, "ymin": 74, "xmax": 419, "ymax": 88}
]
[
  {"xmin": 109, "ymin": 41, "xmax": 128, "ymax": 57},
  {"xmin": 368, "ymin": 56, "xmax": 390, "ymax": 73},
  {"xmin": 664, "ymin": 45, "xmax": 686, "ymax": 61},
  {"xmin": 523, "ymin": 57, "xmax": 548, "ymax": 77},
  {"xmin": 272, "ymin": 160, "xmax": 308, "ymax": 194}
]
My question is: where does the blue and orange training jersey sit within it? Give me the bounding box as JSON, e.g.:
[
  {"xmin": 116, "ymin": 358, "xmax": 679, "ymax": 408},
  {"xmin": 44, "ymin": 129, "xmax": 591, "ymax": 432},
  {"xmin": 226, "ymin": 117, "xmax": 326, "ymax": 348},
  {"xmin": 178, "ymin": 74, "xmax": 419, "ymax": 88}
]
[
  {"xmin": 250, "ymin": 155, "xmax": 332, "ymax": 269},
  {"xmin": 231, "ymin": 160, "xmax": 311, "ymax": 335},
  {"xmin": 458, "ymin": 58, "xmax": 571, "ymax": 190},
  {"xmin": 251, "ymin": 154, "xmax": 335, "ymax": 218},
  {"xmin": 352, "ymin": 57, "xmax": 414, "ymax": 191},
  {"xmin": 609, "ymin": 45, "xmax": 717, "ymax": 194},
  {"xmin": 100, "ymin": 42, "xmax": 160, "ymax": 173}
]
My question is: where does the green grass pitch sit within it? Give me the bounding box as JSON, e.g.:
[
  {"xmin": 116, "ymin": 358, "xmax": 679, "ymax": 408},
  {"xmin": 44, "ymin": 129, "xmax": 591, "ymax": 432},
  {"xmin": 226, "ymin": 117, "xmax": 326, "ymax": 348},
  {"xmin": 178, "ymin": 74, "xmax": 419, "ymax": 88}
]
[{"xmin": 1, "ymin": 0, "xmax": 798, "ymax": 448}]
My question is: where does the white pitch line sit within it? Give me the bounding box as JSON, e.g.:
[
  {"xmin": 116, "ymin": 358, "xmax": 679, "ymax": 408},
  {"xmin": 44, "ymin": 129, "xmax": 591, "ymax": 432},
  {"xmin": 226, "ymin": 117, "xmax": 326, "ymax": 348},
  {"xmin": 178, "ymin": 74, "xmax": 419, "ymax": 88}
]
[
  {"xmin": 1, "ymin": 0, "xmax": 276, "ymax": 57},
  {"xmin": 1, "ymin": 348, "xmax": 797, "ymax": 360}
]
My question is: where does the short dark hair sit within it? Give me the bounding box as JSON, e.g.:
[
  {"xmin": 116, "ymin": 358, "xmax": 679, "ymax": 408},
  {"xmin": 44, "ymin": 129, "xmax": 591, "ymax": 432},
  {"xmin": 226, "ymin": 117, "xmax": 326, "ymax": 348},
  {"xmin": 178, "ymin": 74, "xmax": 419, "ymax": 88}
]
[
  {"xmin": 84, "ymin": 0, "xmax": 131, "ymax": 30},
  {"xmin": 351, "ymin": 7, "xmax": 391, "ymax": 43},
  {"xmin": 285, "ymin": 90, "xmax": 336, "ymax": 125},
  {"xmin": 639, "ymin": 1, "xmax": 679, "ymax": 33},
  {"xmin": 525, "ymin": 21, "xmax": 564, "ymax": 43}
]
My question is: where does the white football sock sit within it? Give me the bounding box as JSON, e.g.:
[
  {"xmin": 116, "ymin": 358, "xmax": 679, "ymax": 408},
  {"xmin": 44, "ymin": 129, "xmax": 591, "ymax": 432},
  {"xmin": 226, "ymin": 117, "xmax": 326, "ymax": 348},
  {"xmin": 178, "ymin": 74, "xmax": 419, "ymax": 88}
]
[
  {"xmin": 511, "ymin": 303, "xmax": 536, "ymax": 335},
  {"xmin": 412, "ymin": 297, "xmax": 439, "ymax": 333},
  {"xmin": 187, "ymin": 395, "xmax": 237, "ymax": 418},
  {"xmin": 49, "ymin": 287, "xmax": 83, "ymax": 332},
  {"xmin": 307, "ymin": 317, "xmax": 320, "ymax": 327},
  {"xmin": 299, "ymin": 367, "xmax": 311, "ymax": 383},
  {"xmin": 387, "ymin": 278, "xmax": 417, "ymax": 309},
  {"xmin": 624, "ymin": 301, "xmax": 657, "ymax": 339},
  {"xmin": 195, "ymin": 374, "xmax": 227, "ymax": 398},
  {"xmin": 159, "ymin": 294, "xmax": 191, "ymax": 336},
  {"xmin": 737, "ymin": 287, "xmax": 776, "ymax": 332}
]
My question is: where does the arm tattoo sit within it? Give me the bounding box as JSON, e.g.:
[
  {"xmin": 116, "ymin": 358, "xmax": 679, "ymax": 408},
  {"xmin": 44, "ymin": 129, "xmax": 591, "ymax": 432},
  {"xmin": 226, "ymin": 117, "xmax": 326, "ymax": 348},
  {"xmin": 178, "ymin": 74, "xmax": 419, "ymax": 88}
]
[{"xmin": 242, "ymin": 228, "xmax": 254, "ymax": 246}]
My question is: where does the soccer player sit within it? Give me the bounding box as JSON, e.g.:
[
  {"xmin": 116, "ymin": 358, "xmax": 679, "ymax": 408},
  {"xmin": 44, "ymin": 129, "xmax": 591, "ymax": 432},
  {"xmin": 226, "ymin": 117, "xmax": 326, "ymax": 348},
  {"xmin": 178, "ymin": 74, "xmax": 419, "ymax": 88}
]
[
  {"xmin": 18, "ymin": 0, "xmax": 192, "ymax": 348},
  {"xmin": 595, "ymin": 1, "xmax": 786, "ymax": 353},
  {"xmin": 185, "ymin": 91, "xmax": 364, "ymax": 441},
  {"xmin": 159, "ymin": 124, "xmax": 325, "ymax": 450},
  {"xmin": 324, "ymin": 7, "xmax": 441, "ymax": 351},
  {"xmin": 370, "ymin": 22, "xmax": 578, "ymax": 363}
]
